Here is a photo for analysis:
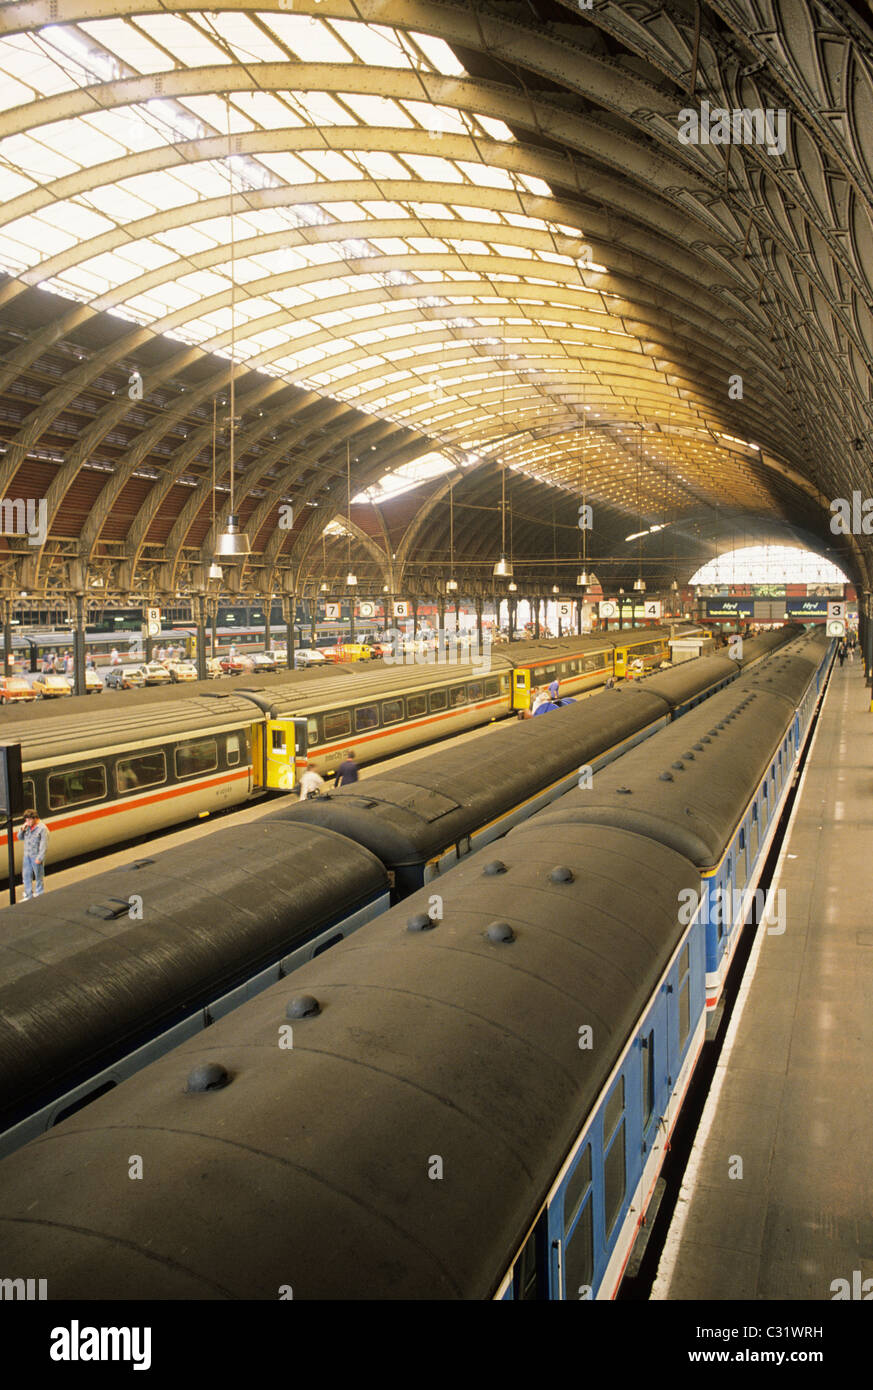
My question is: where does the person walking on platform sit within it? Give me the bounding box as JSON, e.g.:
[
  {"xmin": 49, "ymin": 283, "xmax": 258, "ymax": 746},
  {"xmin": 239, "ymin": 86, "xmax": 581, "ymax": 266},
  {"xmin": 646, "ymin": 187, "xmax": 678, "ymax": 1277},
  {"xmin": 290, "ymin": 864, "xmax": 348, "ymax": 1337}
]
[
  {"xmin": 838, "ymin": 640, "xmax": 847, "ymax": 667},
  {"xmin": 17, "ymin": 809, "xmax": 48, "ymax": 900},
  {"xmin": 298, "ymin": 759, "xmax": 325, "ymax": 800},
  {"xmin": 334, "ymin": 749, "xmax": 359, "ymax": 787}
]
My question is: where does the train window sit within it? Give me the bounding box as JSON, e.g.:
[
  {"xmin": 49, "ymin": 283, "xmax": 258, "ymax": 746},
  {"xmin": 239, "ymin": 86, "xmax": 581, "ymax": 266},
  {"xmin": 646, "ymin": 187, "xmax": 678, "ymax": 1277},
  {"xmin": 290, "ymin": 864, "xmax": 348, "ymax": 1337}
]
[
  {"xmin": 115, "ymin": 751, "xmax": 166, "ymax": 794},
  {"xmin": 604, "ymin": 1075, "xmax": 624, "ymax": 1144},
  {"xmin": 307, "ymin": 717, "xmax": 319, "ymax": 745},
  {"xmin": 467, "ymin": 681, "xmax": 483, "ymax": 702},
  {"xmin": 512, "ymin": 1224, "xmax": 541, "ymax": 1301},
  {"xmin": 500, "ymin": 675, "xmax": 510, "ymax": 693},
  {"xmin": 642, "ymin": 1030, "xmax": 655, "ymax": 1130},
  {"xmin": 22, "ymin": 776, "xmax": 35, "ymax": 809},
  {"xmin": 678, "ymin": 943, "xmax": 691, "ymax": 1051},
  {"xmin": 47, "ymin": 765, "xmax": 107, "ymax": 811},
  {"xmin": 323, "ymin": 710, "xmax": 351, "ymax": 741},
  {"xmin": 735, "ymin": 828, "xmax": 747, "ymax": 890},
  {"xmin": 226, "ymin": 734, "xmax": 241, "ymax": 767},
  {"xmin": 355, "ymin": 704, "xmax": 379, "ymax": 732},
  {"xmin": 603, "ymin": 1079, "xmax": 626, "ymax": 1238},
  {"xmin": 450, "ymin": 685, "xmax": 467, "ymax": 708},
  {"xmin": 175, "ymin": 738, "xmax": 218, "ymax": 779},
  {"xmin": 271, "ymin": 729, "xmax": 285, "ymax": 754},
  {"xmin": 750, "ymin": 804, "xmax": 760, "ymax": 859},
  {"xmin": 382, "ymin": 699, "xmax": 403, "ymax": 724},
  {"xmin": 484, "ymin": 677, "xmax": 499, "ymax": 698},
  {"xmin": 406, "ymin": 694, "xmax": 427, "ymax": 719},
  {"xmin": 565, "ymin": 1200, "xmax": 594, "ymax": 1298},
  {"xmin": 563, "ymin": 1143, "xmax": 592, "ymax": 1235},
  {"xmin": 429, "ymin": 689, "xmax": 447, "ymax": 712}
]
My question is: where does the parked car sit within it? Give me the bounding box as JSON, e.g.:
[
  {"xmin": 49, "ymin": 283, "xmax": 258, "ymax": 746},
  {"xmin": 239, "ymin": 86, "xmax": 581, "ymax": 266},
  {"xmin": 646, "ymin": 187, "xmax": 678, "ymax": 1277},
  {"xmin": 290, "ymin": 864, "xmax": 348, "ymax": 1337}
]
[
  {"xmin": 142, "ymin": 661, "xmax": 172, "ymax": 685},
  {"xmin": 166, "ymin": 660, "xmax": 198, "ymax": 682},
  {"xmin": 294, "ymin": 647, "xmax": 327, "ymax": 668},
  {"xmin": 249, "ymin": 652, "xmax": 277, "ymax": 673},
  {"xmin": 84, "ymin": 669, "xmax": 104, "ymax": 694},
  {"xmin": 104, "ymin": 665, "xmax": 145, "ymax": 690},
  {"xmin": 32, "ymin": 674, "xmax": 72, "ymax": 698},
  {"xmin": 0, "ymin": 676, "xmax": 36, "ymax": 704},
  {"xmin": 219, "ymin": 653, "xmax": 255, "ymax": 674}
]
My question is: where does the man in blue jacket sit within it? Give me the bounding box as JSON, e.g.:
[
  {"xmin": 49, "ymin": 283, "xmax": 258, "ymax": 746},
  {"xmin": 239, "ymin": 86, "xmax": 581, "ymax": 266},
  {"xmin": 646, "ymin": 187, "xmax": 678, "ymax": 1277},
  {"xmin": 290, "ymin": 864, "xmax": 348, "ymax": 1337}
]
[{"xmin": 17, "ymin": 809, "xmax": 49, "ymax": 899}]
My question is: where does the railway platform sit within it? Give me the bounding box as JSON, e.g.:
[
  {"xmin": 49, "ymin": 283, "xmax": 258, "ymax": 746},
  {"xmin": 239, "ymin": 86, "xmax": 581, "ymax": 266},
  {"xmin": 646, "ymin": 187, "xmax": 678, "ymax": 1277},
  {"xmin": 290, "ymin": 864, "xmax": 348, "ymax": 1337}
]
[{"xmin": 652, "ymin": 656, "xmax": 873, "ymax": 1301}]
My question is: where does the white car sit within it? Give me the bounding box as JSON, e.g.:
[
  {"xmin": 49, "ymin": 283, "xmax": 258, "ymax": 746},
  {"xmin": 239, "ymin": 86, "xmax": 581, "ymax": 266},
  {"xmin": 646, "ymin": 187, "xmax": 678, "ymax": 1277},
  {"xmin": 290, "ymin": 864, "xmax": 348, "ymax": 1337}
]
[{"xmin": 294, "ymin": 648, "xmax": 327, "ymax": 667}]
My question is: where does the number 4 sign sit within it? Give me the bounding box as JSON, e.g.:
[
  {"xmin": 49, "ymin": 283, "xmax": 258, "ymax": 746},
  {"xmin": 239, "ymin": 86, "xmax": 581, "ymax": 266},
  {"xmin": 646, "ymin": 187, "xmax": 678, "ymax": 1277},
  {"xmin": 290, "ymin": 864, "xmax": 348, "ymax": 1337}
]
[{"xmin": 644, "ymin": 599, "xmax": 662, "ymax": 619}]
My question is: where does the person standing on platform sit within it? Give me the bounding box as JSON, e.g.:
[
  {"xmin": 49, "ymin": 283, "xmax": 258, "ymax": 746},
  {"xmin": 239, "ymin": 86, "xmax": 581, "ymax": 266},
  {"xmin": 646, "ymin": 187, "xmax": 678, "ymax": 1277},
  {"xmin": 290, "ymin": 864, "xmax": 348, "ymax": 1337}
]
[
  {"xmin": 548, "ymin": 677, "xmax": 559, "ymax": 701},
  {"xmin": 17, "ymin": 809, "xmax": 48, "ymax": 900},
  {"xmin": 334, "ymin": 750, "xmax": 359, "ymax": 787},
  {"xmin": 298, "ymin": 759, "xmax": 325, "ymax": 800},
  {"xmin": 838, "ymin": 640, "xmax": 846, "ymax": 667},
  {"xmin": 531, "ymin": 686, "xmax": 549, "ymax": 713}
]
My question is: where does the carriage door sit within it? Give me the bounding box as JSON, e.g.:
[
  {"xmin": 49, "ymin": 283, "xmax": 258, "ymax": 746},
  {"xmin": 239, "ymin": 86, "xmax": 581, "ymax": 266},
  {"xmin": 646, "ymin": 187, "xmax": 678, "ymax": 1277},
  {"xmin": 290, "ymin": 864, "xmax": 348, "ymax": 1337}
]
[
  {"xmin": 512, "ymin": 668, "xmax": 531, "ymax": 710},
  {"xmin": 614, "ymin": 647, "xmax": 628, "ymax": 680},
  {"xmin": 263, "ymin": 718, "xmax": 308, "ymax": 791}
]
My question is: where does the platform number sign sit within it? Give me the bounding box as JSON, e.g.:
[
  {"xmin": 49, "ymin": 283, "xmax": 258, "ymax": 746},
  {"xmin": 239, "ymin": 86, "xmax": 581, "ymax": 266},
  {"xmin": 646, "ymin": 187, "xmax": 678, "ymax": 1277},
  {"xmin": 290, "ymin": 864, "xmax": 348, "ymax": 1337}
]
[
  {"xmin": 393, "ymin": 601, "xmax": 410, "ymax": 618},
  {"xmin": 325, "ymin": 601, "xmax": 340, "ymax": 620},
  {"xmin": 643, "ymin": 599, "xmax": 662, "ymax": 619},
  {"xmin": 599, "ymin": 600, "xmax": 617, "ymax": 618},
  {"xmin": 557, "ymin": 601, "xmax": 573, "ymax": 621},
  {"xmin": 144, "ymin": 606, "xmax": 161, "ymax": 638},
  {"xmin": 827, "ymin": 601, "xmax": 845, "ymax": 621}
]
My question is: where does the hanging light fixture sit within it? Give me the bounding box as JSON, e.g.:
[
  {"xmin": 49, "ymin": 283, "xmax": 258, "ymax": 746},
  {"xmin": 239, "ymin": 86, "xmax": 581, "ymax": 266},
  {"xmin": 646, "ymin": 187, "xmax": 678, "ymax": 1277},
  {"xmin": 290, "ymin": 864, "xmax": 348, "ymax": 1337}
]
[
  {"xmin": 446, "ymin": 481, "xmax": 458, "ymax": 591},
  {"xmin": 208, "ymin": 398, "xmax": 224, "ymax": 580},
  {"xmin": 345, "ymin": 442, "xmax": 357, "ymax": 586},
  {"xmin": 492, "ymin": 366, "xmax": 513, "ymax": 577},
  {"xmin": 577, "ymin": 400, "xmax": 590, "ymax": 588},
  {"xmin": 216, "ymin": 97, "xmax": 250, "ymax": 559},
  {"xmin": 632, "ymin": 422, "xmax": 645, "ymax": 592},
  {"xmin": 508, "ymin": 580, "xmax": 518, "ymax": 592}
]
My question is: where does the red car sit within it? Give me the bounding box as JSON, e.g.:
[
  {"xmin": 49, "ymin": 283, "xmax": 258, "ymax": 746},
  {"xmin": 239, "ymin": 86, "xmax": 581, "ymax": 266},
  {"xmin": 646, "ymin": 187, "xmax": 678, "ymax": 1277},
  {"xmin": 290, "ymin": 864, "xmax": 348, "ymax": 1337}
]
[
  {"xmin": 219, "ymin": 653, "xmax": 254, "ymax": 675},
  {"xmin": 0, "ymin": 676, "xmax": 36, "ymax": 704}
]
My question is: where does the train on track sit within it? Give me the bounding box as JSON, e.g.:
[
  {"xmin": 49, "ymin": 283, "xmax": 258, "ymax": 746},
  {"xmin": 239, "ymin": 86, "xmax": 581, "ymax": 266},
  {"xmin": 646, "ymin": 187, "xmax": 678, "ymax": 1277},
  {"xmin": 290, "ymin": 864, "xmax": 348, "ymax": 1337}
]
[
  {"xmin": 0, "ymin": 626, "xmax": 708, "ymax": 876},
  {"xmin": 0, "ymin": 629, "xmax": 792, "ymax": 1159},
  {"xmin": 0, "ymin": 630, "xmax": 832, "ymax": 1298}
]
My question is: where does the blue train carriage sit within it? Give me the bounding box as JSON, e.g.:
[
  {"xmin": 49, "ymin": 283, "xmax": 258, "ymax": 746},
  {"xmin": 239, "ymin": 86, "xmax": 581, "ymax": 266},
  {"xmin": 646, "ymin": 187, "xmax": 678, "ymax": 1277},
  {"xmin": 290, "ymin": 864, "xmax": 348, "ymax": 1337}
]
[
  {"xmin": 496, "ymin": 862, "xmax": 707, "ymax": 1301},
  {"xmin": 533, "ymin": 632, "xmax": 833, "ymax": 1012}
]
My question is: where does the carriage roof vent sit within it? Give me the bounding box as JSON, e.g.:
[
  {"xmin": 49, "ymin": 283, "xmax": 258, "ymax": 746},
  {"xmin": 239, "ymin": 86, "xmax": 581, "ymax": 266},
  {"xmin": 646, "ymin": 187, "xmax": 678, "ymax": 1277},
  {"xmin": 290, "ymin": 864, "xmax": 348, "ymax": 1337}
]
[
  {"xmin": 86, "ymin": 898, "xmax": 131, "ymax": 920},
  {"xmin": 407, "ymin": 912, "xmax": 436, "ymax": 932},
  {"xmin": 287, "ymin": 994, "xmax": 321, "ymax": 1017},
  {"xmin": 486, "ymin": 920, "xmax": 515, "ymax": 944},
  {"xmin": 186, "ymin": 1062, "xmax": 230, "ymax": 1092}
]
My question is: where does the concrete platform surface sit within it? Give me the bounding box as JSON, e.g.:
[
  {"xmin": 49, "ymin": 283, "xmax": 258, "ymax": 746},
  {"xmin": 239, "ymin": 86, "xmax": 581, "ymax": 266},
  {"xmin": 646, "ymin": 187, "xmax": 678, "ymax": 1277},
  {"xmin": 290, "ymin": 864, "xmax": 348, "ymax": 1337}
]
[{"xmin": 653, "ymin": 658, "xmax": 873, "ymax": 1301}]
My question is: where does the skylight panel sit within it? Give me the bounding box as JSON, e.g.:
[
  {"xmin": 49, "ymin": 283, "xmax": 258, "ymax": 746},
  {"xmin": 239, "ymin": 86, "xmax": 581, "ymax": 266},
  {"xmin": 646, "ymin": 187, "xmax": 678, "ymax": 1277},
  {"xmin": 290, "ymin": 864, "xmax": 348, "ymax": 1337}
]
[
  {"xmin": 0, "ymin": 72, "xmax": 38, "ymax": 112},
  {"xmin": 268, "ymin": 15, "xmax": 353, "ymax": 63},
  {"xmin": 154, "ymin": 223, "xmax": 217, "ymax": 255},
  {"xmin": 410, "ymin": 32, "xmax": 466, "ymax": 76},
  {"xmin": 179, "ymin": 161, "xmax": 236, "ymax": 198},
  {"xmin": 0, "ymin": 168, "xmax": 36, "ymax": 200},
  {"xmin": 77, "ymin": 19, "xmax": 171, "ymax": 74},
  {"xmin": 287, "ymin": 91, "xmax": 352, "ymax": 127},
  {"xmin": 118, "ymin": 170, "xmax": 194, "ymax": 210},
  {"xmin": 2, "ymin": 33, "xmax": 78, "ymax": 97},
  {"xmin": 352, "ymin": 150, "xmax": 410, "ymax": 180},
  {"xmin": 456, "ymin": 162, "xmax": 514, "ymax": 189},
  {"xmin": 338, "ymin": 93, "xmax": 414, "ymax": 128},
  {"xmin": 401, "ymin": 101, "xmax": 467, "ymax": 134},
  {"xmin": 303, "ymin": 149, "xmax": 364, "ymax": 181},
  {"xmin": 330, "ymin": 201, "xmax": 367, "ymax": 221},
  {"xmin": 1, "ymin": 132, "xmax": 78, "ymax": 181},
  {"xmin": 327, "ymin": 21, "xmax": 411, "ymax": 68},
  {"xmin": 475, "ymin": 115, "xmax": 514, "ymax": 141},
  {"xmin": 135, "ymin": 13, "xmax": 230, "ymax": 66},
  {"xmin": 231, "ymin": 91, "xmax": 301, "ymax": 129},
  {"xmin": 452, "ymin": 204, "xmax": 501, "ymax": 223},
  {"xmin": 403, "ymin": 154, "xmax": 464, "ymax": 183},
  {"xmin": 255, "ymin": 151, "xmax": 319, "ymax": 185},
  {"xmin": 176, "ymin": 269, "xmax": 232, "ymax": 298},
  {"xmin": 41, "ymin": 200, "xmax": 114, "ymax": 238},
  {"xmin": 178, "ymin": 94, "xmax": 243, "ymax": 132},
  {"xmin": 519, "ymin": 173, "xmax": 552, "ymax": 196},
  {"xmin": 198, "ymin": 12, "xmax": 288, "ymax": 63},
  {"xmin": 271, "ymin": 285, "xmax": 315, "ymax": 307}
]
